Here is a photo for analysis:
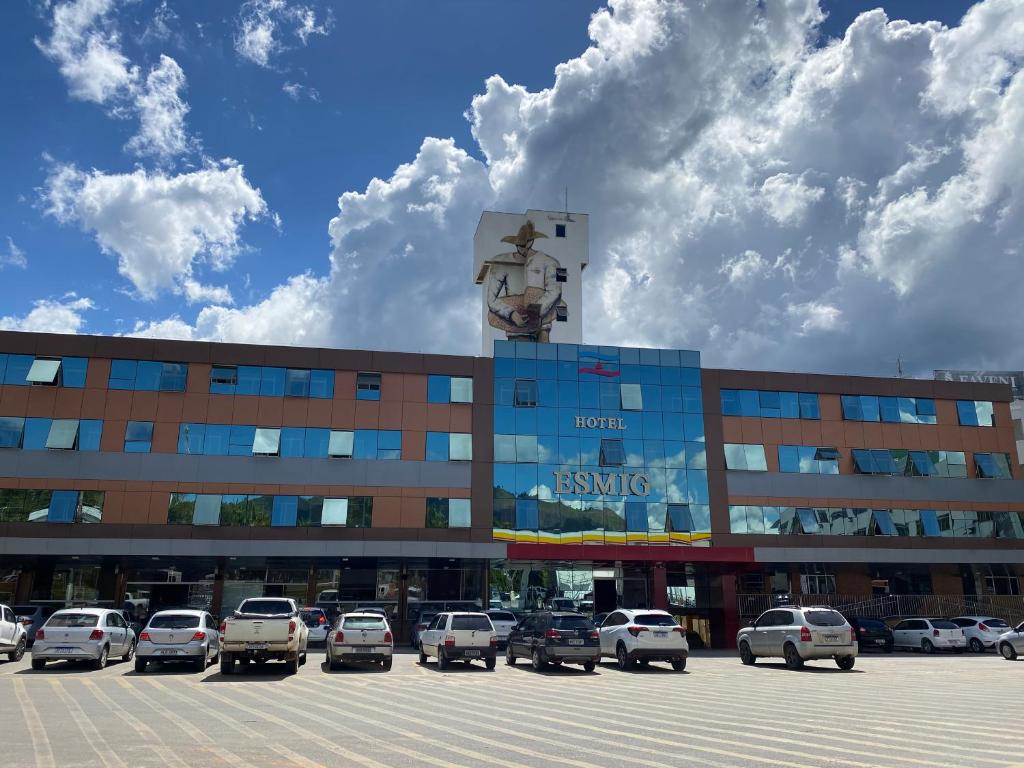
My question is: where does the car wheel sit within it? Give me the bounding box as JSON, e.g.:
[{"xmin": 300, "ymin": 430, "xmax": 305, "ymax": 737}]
[
  {"xmin": 531, "ymin": 647, "xmax": 547, "ymax": 672},
  {"xmin": 969, "ymin": 638, "xmax": 984, "ymax": 654},
  {"xmin": 31, "ymin": 658, "xmax": 46, "ymax": 671},
  {"xmin": 583, "ymin": 660, "xmax": 596, "ymax": 673},
  {"xmin": 485, "ymin": 657, "xmax": 496, "ymax": 670},
  {"xmin": 220, "ymin": 655, "xmax": 233, "ymax": 675},
  {"xmin": 639, "ymin": 659, "xmax": 650, "ymax": 667},
  {"xmin": 505, "ymin": 645, "xmax": 516, "ymax": 666},
  {"xmin": 616, "ymin": 643, "xmax": 632, "ymax": 671},
  {"xmin": 300, "ymin": 653, "xmax": 307, "ymax": 666},
  {"xmin": 418, "ymin": 649, "xmax": 427, "ymax": 664},
  {"xmin": 286, "ymin": 653, "xmax": 299, "ymax": 675},
  {"xmin": 9, "ymin": 638, "xmax": 25, "ymax": 663},
  {"xmin": 122, "ymin": 641, "xmax": 136, "ymax": 663},
  {"xmin": 921, "ymin": 639, "xmax": 935, "ymax": 655},
  {"xmin": 438, "ymin": 648, "xmax": 449, "ymax": 671},
  {"xmin": 671, "ymin": 658, "xmax": 687, "ymax": 672},
  {"xmin": 836, "ymin": 655, "xmax": 855, "ymax": 671},
  {"xmin": 383, "ymin": 658, "xmax": 393, "ymax": 672},
  {"xmin": 783, "ymin": 643, "xmax": 803, "ymax": 670},
  {"xmin": 193, "ymin": 656, "xmax": 206, "ymax": 673},
  {"xmin": 739, "ymin": 642, "xmax": 756, "ymax": 666},
  {"xmin": 135, "ymin": 657, "xmax": 147, "ymax": 673},
  {"xmin": 92, "ymin": 645, "xmax": 109, "ymax": 671},
  {"xmin": 1000, "ymin": 642, "xmax": 1017, "ymax": 661}
]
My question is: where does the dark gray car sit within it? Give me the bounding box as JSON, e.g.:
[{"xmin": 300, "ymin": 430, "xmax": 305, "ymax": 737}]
[{"xmin": 13, "ymin": 605, "xmax": 56, "ymax": 647}]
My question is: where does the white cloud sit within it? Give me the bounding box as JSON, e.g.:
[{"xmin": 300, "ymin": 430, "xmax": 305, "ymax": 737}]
[
  {"xmin": 1, "ymin": 238, "xmax": 28, "ymax": 270},
  {"xmin": 125, "ymin": 55, "xmax": 192, "ymax": 162},
  {"xmin": 282, "ymin": 81, "xmax": 320, "ymax": 101},
  {"xmin": 235, "ymin": 0, "xmax": 331, "ymax": 67},
  {"xmin": 181, "ymin": 279, "xmax": 234, "ymax": 306},
  {"xmin": 42, "ymin": 159, "xmax": 267, "ymax": 300},
  {"xmin": 130, "ymin": 0, "xmax": 1024, "ymax": 377},
  {"xmin": 0, "ymin": 295, "xmax": 94, "ymax": 334},
  {"xmin": 35, "ymin": 0, "xmax": 136, "ymax": 105}
]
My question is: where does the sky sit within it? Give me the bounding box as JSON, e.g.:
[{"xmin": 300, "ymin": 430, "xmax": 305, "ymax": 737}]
[{"xmin": 1, "ymin": 0, "xmax": 1021, "ymax": 379}]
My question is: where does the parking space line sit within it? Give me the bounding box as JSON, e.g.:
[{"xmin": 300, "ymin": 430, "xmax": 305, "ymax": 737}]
[
  {"xmin": 48, "ymin": 678, "xmax": 129, "ymax": 768},
  {"xmin": 14, "ymin": 677, "xmax": 55, "ymax": 768}
]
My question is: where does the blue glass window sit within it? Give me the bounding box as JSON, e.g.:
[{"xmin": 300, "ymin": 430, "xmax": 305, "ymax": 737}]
[
  {"xmin": 108, "ymin": 359, "xmax": 137, "ymax": 389},
  {"xmin": 260, "ymin": 367, "xmax": 286, "ymax": 397},
  {"xmin": 376, "ymin": 430, "xmax": 401, "ymax": 459},
  {"xmin": 109, "ymin": 359, "xmax": 187, "ymax": 391},
  {"xmin": 280, "ymin": 427, "xmax": 306, "ymax": 458},
  {"xmin": 721, "ymin": 389, "xmax": 741, "ymax": 416},
  {"xmin": 353, "ymin": 430, "xmax": 377, "ymax": 459},
  {"xmin": 61, "ymin": 357, "xmax": 88, "ymax": 388},
  {"xmin": 123, "ymin": 421, "xmax": 152, "ymax": 453},
  {"xmin": 201, "ymin": 424, "xmax": 228, "ymax": 455},
  {"xmin": 135, "ymin": 361, "xmax": 163, "ymax": 390},
  {"xmin": 227, "ymin": 426, "xmax": 255, "ymax": 456},
  {"xmin": 778, "ymin": 445, "xmax": 800, "ymax": 473},
  {"xmin": 271, "ymin": 496, "xmax": 298, "ymax": 527},
  {"xmin": 0, "ymin": 417, "xmax": 24, "ymax": 448},
  {"xmin": 427, "ymin": 375, "xmax": 450, "ymax": 403},
  {"xmin": 426, "ymin": 432, "xmax": 449, "ymax": 461},
  {"xmin": 22, "ymin": 418, "xmax": 50, "ymax": 450},
  {"xmin": 975, "ymin": 452, "xmax": 1012, "ymax": 479},
  {"xmin": 920, "ymin": 509, "xmax": 941, "ymax": 537},
  {"xmin": 309, "ymin": 369, "xmax": 334, "ymax": 399},
  {"xmin": 797, "ymin": 507, "xmax": 820, "ymax": 534},
  {"xmin": 304, "ymin": 428, "xmax": 329, "ymax": 458},
  {"xmin": 236, "ymin": 366, "xmax": 262, "ymax": 395},
  {"xmin": 357, "ymin": 372, "xmax": 381, "ymax": 400},
  {"xmin": 873, "ymin": 510, "xmax": 897, "ymax": 535},
  {"xmin": 284, "ymin": 368, "xmax": 310, "ymax": 397},
  {"xmin": 625, "ymin": 502, "xmax": 647, "ymax": 531},
  {"xmin": 515, "ymin": 499, "xmax": 539, "ymax": 529},
  {"xmin": 798, "ymin": 393, "xmax": 819, "ymax": 419},
  {"xmin": 210, "ymin": 366, "xmax": 238, "ymax": 394},
  {"xmin": 47, "ymin": 490, "xmax": 80, "ymax": 523},
  {"xmin": 878, "ymin": 397, "xmax": 901, "ymax": 423}
]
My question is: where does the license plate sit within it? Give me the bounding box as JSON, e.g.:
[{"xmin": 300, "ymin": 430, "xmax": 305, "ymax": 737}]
[
  {"xmin": 875, "ymin": 639, "xmax": 886, "ymax": 645},
  {"xmin": 354, "ymin": 647, "xmax": 372, "ymax": 653},
  {"xmin": 464, "ymin": 650, "xmax": 480, "ymax": 657},
  {"xmin": 823, "ymin": 635, "xmax": 839, "ymax": 642},
  {"xmin": 568, "ymin": 639, "xmax": 584, "ymax": 646},
  {"xmin": 654, "ymin": 631, "xmax": 667, "ymax": 638},
  {"xmin": 53, "ymin": 647, "xmax": 75, "ymax": 654},
  {"xmin": 156, "ymin": 649, "xmax": 181, "ymax": 655},
  {"xmin": 245, "ymin": 642, "xmax": 268, "ymax": 650}
]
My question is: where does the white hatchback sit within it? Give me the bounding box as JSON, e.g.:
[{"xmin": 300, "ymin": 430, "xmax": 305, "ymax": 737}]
[
  {"xmin": 599, "ymin": 609, "xmax": 689, "ymax": 671},
  {"xmin": 32, "ymin": 608, "xmax": 136, "ymax": 670},
  {"xmin": 326, "ymin": 613, "xmax": 393, "ymax": 671},
  {"xmin": 949, "ymin": 616, "xmax": 1011, "ymax": 653},
  {"xmin": 136, "ymin": 610, "xmax": 220, "ymax": 672},
  {"xmin": 892, "ymin": 618, "xmax": 966, "ymax": 653}
]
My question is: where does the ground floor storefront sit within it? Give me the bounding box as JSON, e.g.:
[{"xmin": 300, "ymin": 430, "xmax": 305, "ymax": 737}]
[{"xmin": 3, "ymin": 552, "xmax": 1023, "ymax": 648}]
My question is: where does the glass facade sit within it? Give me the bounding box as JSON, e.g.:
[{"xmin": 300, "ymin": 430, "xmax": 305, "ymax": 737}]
[
  {"xmin": 0, "ymin": 489, "xmax": 104, "ymax": 523},
  {"xmin": 721, "ymin": 390, "xmax": 820, "ymax": 419},
  {"xmin": 491, "ymin": 341, "xmax": 709, "ymax": 544},
  {"xmin": 841, "ymin": 395, "xmax": 937, "ymax": 424},
  {"xmin": 0, "ymin": 354, "xmax": 88, "ymax": 387},
  {"xmin": 108, "ymin": 359, "xmax": 187, "ymax": 391},
  {"xmin": 209, "ymin": 365, "xmax": 334, "ymax": 398}
]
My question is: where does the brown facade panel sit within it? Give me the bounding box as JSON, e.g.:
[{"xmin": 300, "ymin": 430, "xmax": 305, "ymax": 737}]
[{"xmin": 402, "ymin": 430, "xmax": 425, "ymax": 461}]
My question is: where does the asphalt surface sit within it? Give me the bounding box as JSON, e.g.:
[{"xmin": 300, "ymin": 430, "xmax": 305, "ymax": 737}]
[{"xmin": 2, "ymin": 647, "xmax": 1024, "ymax": 768}]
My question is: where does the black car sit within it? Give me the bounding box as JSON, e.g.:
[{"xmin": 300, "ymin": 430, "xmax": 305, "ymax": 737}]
[
  {"xmin": 848, "ymin": 616, "xmax": 894, "ymax": 652},
  {"xmin": 505, "ymin": 611, "xmax": 600, "ymax": 672}
]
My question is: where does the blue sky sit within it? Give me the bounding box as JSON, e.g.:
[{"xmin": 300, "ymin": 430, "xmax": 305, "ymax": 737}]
[{"xmin": 2, "ymin": 0, "xmax": 1019, "ymax": 379}]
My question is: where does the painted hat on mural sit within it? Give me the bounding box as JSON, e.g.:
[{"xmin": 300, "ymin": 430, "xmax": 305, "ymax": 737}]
[{"xmin": 501, "ymin": 220, "xmax": 548, "ymax": 245}]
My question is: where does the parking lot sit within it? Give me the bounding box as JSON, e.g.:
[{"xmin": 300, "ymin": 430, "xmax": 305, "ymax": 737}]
[{"xmin": 2, "ymin": 650, "xmax": 1023, "ymax": 768}]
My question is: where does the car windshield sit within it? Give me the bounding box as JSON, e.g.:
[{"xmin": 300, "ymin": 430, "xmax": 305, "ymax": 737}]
[
  {"xmin": 148, "ymin": 614, "xmax": 199, "ymax": 629},
  {"xmin": 553, "ymin": 616, "xmax": 594, "ymax": 630},
  {"xmin": 984, "ymin": 619, "xmax": 1009, "ymax": 628},
  {"xmin": 47, "ymin": 613, "xmax": 99, "ymax": 628},
  {"xmin": 931, "ymin": 620, "xmax": 958, "ymax": 629},
  {"xmin": 236, "ymin": 600, "xmax": 293, "ymax": 616},
  {"xmin": 343, "ymin": 617, "xmax": 386, "ymax": 630},
  {"xmin": 804, "ymin": 610, "xmax": 847, "ymax": 627},
  {"xmin": 417, "ymin": 613, "xmax": 437, "ymax": 625},
  {"xmin": 855, "ymin": 618, "xmax": 886, "ymax": 629},
  {"xmin": 487, "ymin": 612, "xmax": 516, "ymax": 622},
  {"xmin": 451, "ymin": 616, "xmax": 492, "ymax": 631},
  {"xmin": 635, "ymin": 614, "xmax": 677, "ymax": 627}
]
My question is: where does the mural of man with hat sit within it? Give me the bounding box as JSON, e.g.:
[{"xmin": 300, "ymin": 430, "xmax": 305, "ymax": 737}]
[{"xmin": 484, "ymin": 220, "xmax": 566, "ymax": 343}]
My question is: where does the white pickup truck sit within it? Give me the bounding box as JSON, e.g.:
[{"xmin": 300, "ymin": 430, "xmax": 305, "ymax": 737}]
[{"xmin": 219, "ymin": 598, "xmax": 308, "ymax": 675}]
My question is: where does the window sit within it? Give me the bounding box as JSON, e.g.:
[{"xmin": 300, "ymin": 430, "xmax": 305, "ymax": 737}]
[
  {"xmin": 376, "ymin": 430, "xmax": 402, "ymax": 460},
  {"xmin": 555, "ymin": 224, "xmax": 566, "ymax": 238},
  {"xmin": 109, "ymin": 359, "xmax": 187, "ymax": 391},
  {"xmin": 357, "ymin": 372, "xmax": 381, "ymax": 400},
  {"xmin": 124, "ymin": 421, "xmax": 153, "ymax": 453},
  {"xmin": 46, "ymin": 419, "xmax": 80, "ymax": 450},
  {"xmin": 957, "ymin": 400, "xmax": 994, "ymax": 427},
  {"xmin": 0, "ymin": 417, "xmax": 25, "ymax": 449},
  {"xmin": 796, "ymin": 507, "xmax": 819, "ymax": 534},
  {"xmin": 210, "ymin": 366, "xmax": 333, "ymax": 398},
  {"xmin": 555, "ymin": 267, "xmax": 567, "ymax": 282},
  {"xmin": 778, "ymin": 445, "xmax": 839, "ymax": 474},
  {"xmin": 426, "ymin": 431, "xmax": 449, "ymax": 461},
  {"xmin": 667, "ymin": 504, "xmax": 693, "ymax": 532},
  {"xmin": 252, "ymin": 428, "xmax": 281, "ymax": 456},
  {"xmin": 321, "ymin": 498, "xmax": 348, "ymax": 525},
  {"xmin": 599, "ymin": 438, "xmax": 626, "ymax": 467},
  {"xmin": 620, "ymin": 383, "xmax": 643, "ymax": 411},
  {"xmin": 284, "ymin": 368, "xmax": 311, "ymax": 397},
  {"xmin": 975, "ymin": 453, "xmax": 1012, "ymax": 479},
  {"xmin": 919, "ymin": 509, "xmax": 941, "ymax": 537},
  {"xmin": 210, "ymin": 366, "xmax": 238, "ymax": 393},
  {"xmin": 724, "ymin": 443, "xmax": 767, "ymax": 471},
  {"xmin": 800, "ymin": 565, "xmax": 836, "ymax": 594},
  {"xmin": 514, "ymin": 379, "xmax": 537, "ymax": 407},
  {"xmin": 449, "ymin": 433, "xmax": 472, "ymax": 461},
  {"xmin": 193, "ymin": 495, "xmax": 222, "ymax": 526},
  {"xmin": 720, "ymin": 390, "xmax": 820, "ymax": 419},
  {"xmin": 426, "ymin": 498, "xmax": 471, "ymax": 528},
  {"xmin": 271, "ymin": 496, "xmax": 298, "ymax": 527},
  {"xmin": 872, "ymin": 509, "xmax": 897, "ymax": 536},
  {"xmin": 555, "ymin": 306, "xmax": 567, "ymax": 322},
  {"xmin": 450, "ymin": 377, "xmax": 473, "ymax": 404},
  {"xmin": 328, "ymin": 430, "xmax": 354, "ymax": 458},
  {"xmin": 27, "ymin": 358, "xmax": 62, "ymax": 385}
]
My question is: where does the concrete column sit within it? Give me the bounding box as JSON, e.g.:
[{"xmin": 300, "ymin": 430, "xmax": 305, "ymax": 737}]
[
  {"xmin": 211, "ymin": 560, "xmax": 225, "ymax": 618},
  {"xmin": 305, "ymin": 563, "xmax": 318, "ymax": 606},
  {"xmin": 709, "ymin": 572, "xmax": 739, "ymax": 650},
  {"xmin": 651, "ymin": 563, "xmax": 668, "ymax": 611}
]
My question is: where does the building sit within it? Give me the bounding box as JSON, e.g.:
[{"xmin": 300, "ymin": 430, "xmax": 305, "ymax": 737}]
[
  {"xmin": 1, "ymin": 210, "xmax": 1022, "ymax": 647},
  {"xmin": 935, "ymin": 370, "xmax": 1024, "ymax": 466}
]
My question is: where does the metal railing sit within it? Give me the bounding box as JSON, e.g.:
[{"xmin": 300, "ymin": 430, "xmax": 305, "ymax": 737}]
[{"xmin": 737, "ymin": 593, "xmax": 1024, "ymax": 625}]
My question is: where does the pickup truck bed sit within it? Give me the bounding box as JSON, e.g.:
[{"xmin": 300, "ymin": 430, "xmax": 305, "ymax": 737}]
[{"xmin": 219, "ymin": 598, "xmax": 308, "ymax": 675}]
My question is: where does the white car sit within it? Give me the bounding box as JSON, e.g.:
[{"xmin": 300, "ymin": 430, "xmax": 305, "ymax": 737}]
[
  {"xmin": 0, "ymin": 604, "xmax": 28, "ymax": 662},
  {"xmin": 949, "ymin": 616, "xmax": 1012, "ymax": 653},
  {"xmin": 996, "ymin": 622, "xmax": 1024, "ymax": 660},
  {"xmin": 484, "ymin": 610, "xmax": 517, "ymax": 648},
  {"xmin": 326, "ymin": 613, "xmax": 394, "ymax": 671},
  {"xmin": 135, "ymin": 610, "xmax": 220, "ymax": 672},
  {"xmin": 600, "ymin": 609, "xmax": 689, "ymax": 671},
  {"xmin": 418, "ymin": 612, "xmax": 497, "ymax": 670},
  {"xmin": 300, "ymin": 607, "xmax": 330, "ymax": 644},
  {"xmin": 892, "ymin": 618, "xmax": 966, "ymax": 653},
  {"xmin": 32, "ymin": 608, "xmax": 136, "ymax": 670}
]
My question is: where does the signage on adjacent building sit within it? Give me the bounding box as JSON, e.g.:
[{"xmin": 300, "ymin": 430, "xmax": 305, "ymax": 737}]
[{"xmin": 934, "ymin": 370, "xmax": 1024, "ymax": 399}]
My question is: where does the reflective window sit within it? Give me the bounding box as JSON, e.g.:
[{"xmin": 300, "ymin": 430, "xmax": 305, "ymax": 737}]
[
  {"xmin": 426, "ymin": 498, "xmax": 471, "ymax": 528},
  {"xmin": 356, "ymin": 372, "xmax": 381, "ymax": 400},
  {"xmin": 514, "ymin": 379, "xmax": 537, "ymax": 407},
  {"xmin": 841, "ymin": 394, "xmax": 936, "ymax": 424},
  {"xmin": 723, "ymin": 443, "xmax": 767, "ymax": 471},
  {"xmin": 620, "ymin": 383, "xmax": 643, "ymax": 411},
  {"xmin": 958, "ymin": 400, "xmax": 995, "ymax": 427},
  {"xmin": 193, "ymin": 495, "xmax": 222, "ymax": 525},
  {"xmin": 210, "ymin": 366, "xmax": 237, "ymax": 393},
  {"xmin": 321, "ymin": 498, "xmax": 349, "ymax": 526},
  {"xmin": 427, "ymin": 375, "xmax": 472, "ymax": 404},
  {"xmin": 720, "ymin": 389, "xmax": 820, "ymax": 419},
  {"xmin": 271, "ymin": 496, "xmax": 298, "ymax": 527},
  {"xmin": 252, "ymin": 428, "xmax": 281, "ymax": 456},
  {"xmin": 46, "ymin": 419, "xmax": 79, "ymax": 450},
  {"xmin": 328, "ymin": 430, "xmax": 354, "ymax": 458},
  {"xmin": 284, "ymin": 368, "xmax": 311, "ymax": 397},
  {"xmin": 975, "ymin": 452, "xmax": 1013, "ymax": 479},
  {"xmin": 449, "ymin": 433, "xmax": 472, "ymax": 461},
  {"xmin": 0, "ymin": 417, "xmax": 25, "ymax": 449},
  {"xmin": 109, "ymin": 359, "xmax": 187, "ymax": 391},
  {"xmin": 599, "ymin": 438, "xmax": 626, "ymax": 467},
  {"xmin": 27, "ymin": 358, "xmax": 61, "ymax": 385},
  {"xmin": 0, "ymin": 354, "xmax": 87, "ymax": 387},
  {"xmin": 124, "ymin": 421, "xmax": 153, "ymax": 453},
  {"xmin": 778, "ymin": 445, "xmax": 839, "ymax": 474}
]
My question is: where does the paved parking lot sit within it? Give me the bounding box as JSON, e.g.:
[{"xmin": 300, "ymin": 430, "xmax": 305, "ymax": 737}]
[{"xmin": 2, "ymin": 649, "xmax": 1023, "ymax": 768}]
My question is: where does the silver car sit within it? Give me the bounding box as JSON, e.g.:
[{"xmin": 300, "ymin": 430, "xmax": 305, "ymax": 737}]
[
  {"xmin": 997, "ymin": 621, "xmax": 1024, "ymax": 660},
  {"xmin": 31, "ymin": 608, "xmax": 136, "ymax": 670},
  {"xmin": 135, "ymin": 610, "xmax": 220, "ymax": 672},
  {"xmin": 738, "ymin": 605, "xmax": 858, "ymax": 670}
]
